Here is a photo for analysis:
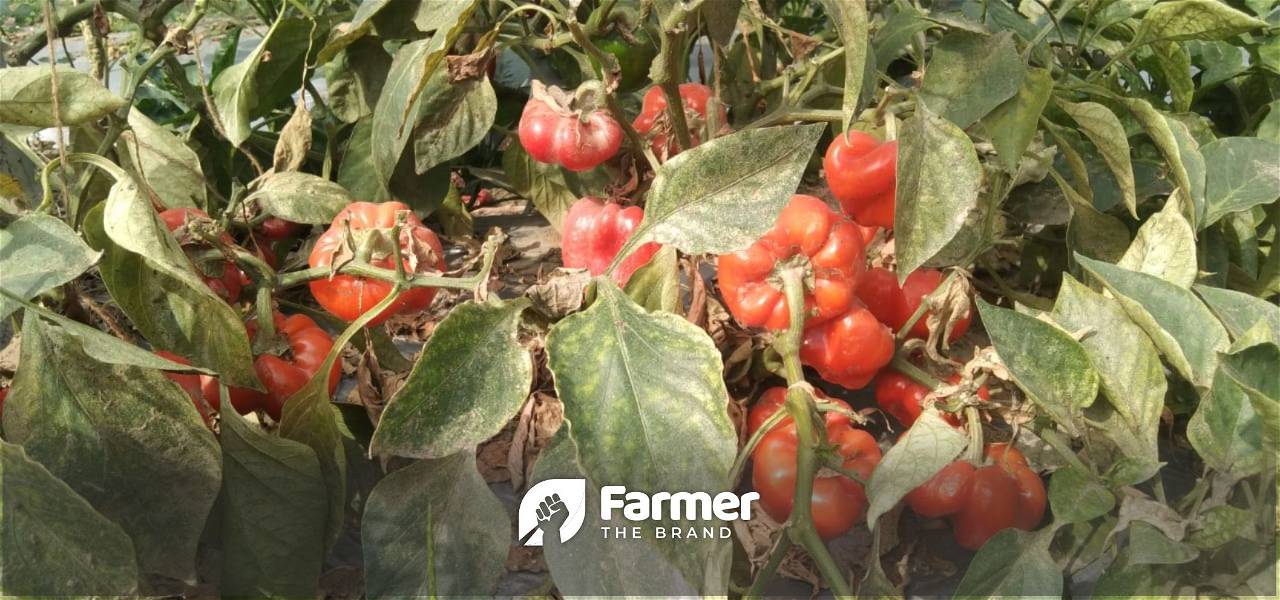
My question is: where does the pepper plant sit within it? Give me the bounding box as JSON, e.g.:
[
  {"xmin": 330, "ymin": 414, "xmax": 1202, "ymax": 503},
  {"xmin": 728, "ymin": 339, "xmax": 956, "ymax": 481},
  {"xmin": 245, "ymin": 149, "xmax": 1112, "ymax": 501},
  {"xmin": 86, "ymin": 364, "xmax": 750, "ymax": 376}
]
[{"xmin": 0, "ymin": 0, "xmax": 1277, "ymax": 597}]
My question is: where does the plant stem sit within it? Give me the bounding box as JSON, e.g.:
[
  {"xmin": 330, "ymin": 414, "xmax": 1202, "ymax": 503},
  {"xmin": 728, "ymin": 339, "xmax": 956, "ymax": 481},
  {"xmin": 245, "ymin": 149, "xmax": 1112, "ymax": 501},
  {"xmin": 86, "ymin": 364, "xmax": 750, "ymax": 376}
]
[
  {"xmin": 275, "ymin": 230, "xmax": 504, "ymax": 292},
  {"xmin": 773, "ymin": 268, "xmax": 854, "ymax": 599},
  {"xmin": 889, "ymin": 354, "xmax": 941, "ymax": 388}
]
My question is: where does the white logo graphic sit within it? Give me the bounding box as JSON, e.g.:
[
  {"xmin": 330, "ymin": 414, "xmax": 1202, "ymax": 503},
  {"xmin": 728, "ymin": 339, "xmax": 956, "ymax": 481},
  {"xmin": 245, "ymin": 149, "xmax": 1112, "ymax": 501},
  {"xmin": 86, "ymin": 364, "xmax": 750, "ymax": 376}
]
[{"xmin": 518, "ymin": 478, "xmax": 587, "ymax": 546}]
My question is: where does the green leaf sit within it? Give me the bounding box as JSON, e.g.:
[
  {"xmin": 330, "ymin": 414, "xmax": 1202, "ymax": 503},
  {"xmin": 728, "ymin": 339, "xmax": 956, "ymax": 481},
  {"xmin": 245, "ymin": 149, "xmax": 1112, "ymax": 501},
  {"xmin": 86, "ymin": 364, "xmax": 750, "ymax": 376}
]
[
  {"xmin": 0, "ymin": 66, "xmax": 125, "ymax": 127},
  {"xmin": 371, "ymin": 299, "xmax": 531, "ymax": 458},
  {"xmin": 502, "ymin": 140, "xmax": 578, "ymax": 230},
  {"xmin": 1151, "ymin": 41, "xmax": 1195, "ymax": 112},
  {"xmin": 545, "ymin": 279, "xmax": 736, "ymax": 593},
  {"xmin": 623, "ymin": 246, "xmax": 680, "ymax": 313},
  {"xmin": 1185, "ymin": 505, "xmax": 1255, "ymax": 549},
  {"xmin": 0, "ymin": 213, "xmax": 100, "ymax": 319},
  {"xmin": 1218, "ymin": 343, "xmax": 1280, "ymax": 449},
  {"xmin": 325, "ymin": 38, "xmax": 392, "ymax": 124},
  {"xmin": 0, "ymin": 440, "xmax": 137, "ymax": 596},
  {"xmin": 370, "ymin": 3, "xmax": 477, "ymax": 188},
  {"xmin": 3, "ymin": 312, "xmax": 221, "ymax": 580},
  {"xmin": 1133, "ymin": 0, "xmax": 1267, "ymax": 44},
  {"xmin": 362, "ymin": 453, "xmax": 509, "ymax": 598},
  {"xmin": 1075, "ymin": 253, "xmax": 1230, "ymax": 389},
  {"xmin": 218, "ymin": 404, "xmax": 326, "ymax": 598},
  {"xmin": 1128, "ymin": 521, "xmax": 1199, "ymax": 565},
  {"xmin": 315, "ymin": 0, "xmax": 394, "ymax": 63},
  {"xmin": 211, "ymin": 15, "xmax": 318, "ymax": 147},
  {"xmin": 1052, "ymin": 275, "xmax": 1163, "ymax": 471},
  {"xmin": 872, "ymin": 5, "xmax": 934, "ymax": 68},
  {"xmin": 1187, "ymin": 367, "xmax": 1268, "ymax": 477},
  {"xmin": 89, "ymin": 182, "xmax": 260, "ymax": 389},
  {"xmin": 1200, "ymin": 137, "xmax": 1280, "ymax": 227},
  {"xmin": 821, "ymin": 0, "xmax": 869, "ymax": 130},
  {"xmin": 1193, "ymin": 284, "xmax": 1280, "ymax": 345},
  {"xmin": 248, "ymin": 171, "xmax": 352, "ymax": 224},
  {"xmin": 337, "ymin": 117, "xmax": 390, "ymax": 200},
  {"xmin": 918, "ymin": 31, "xmax": 1025, "ymax": 128},
  {"xmin": 865, "ymin": 409, "xmax": 967, "ymax": 527},
  {"xmin": 1118, "ymin": 197, "xmax": 1198, "ymax": 287},
  {"xmin": 616, "ymin": 123, "xmax": 824, "ymax": 260},
  {"xmin": 1048, "ymin": 466, "xmax": 1116, "ymax": 524},
  {"xmin": 278, "ymin": 390, "xmax": 347, "ymax": 555},
  {"xmin": 977, "ymin": 299, "xmax": 1100, "ymax": 433},
  {"xmin": 895, "ymin": 104, "xmax": 984, "ymax": 276},
  {"xmin": 412, "ymin": 73, "xmax": 497, "ymax": 174},
  {"xmin": 982, "ymin": 66, "xmax": 1054, "ymax": 173},
  {"xmin": 1056, "ymin": 99, "xmax": 1138, "ymax": 217},
  {"xmin": 1257, "ymin": 101, "xmax": 1280, "ymax": 144},
  {"xmin": 118, "ymin": 109, "xmax": 206, "ymax": 209},
  {"xmin": 954, "ymin": 529, "xmax": 1063, "ymax": 597},
  {"xmin": 1121, "ymin": 98, "xmax": 1206, "ymax": 228}
]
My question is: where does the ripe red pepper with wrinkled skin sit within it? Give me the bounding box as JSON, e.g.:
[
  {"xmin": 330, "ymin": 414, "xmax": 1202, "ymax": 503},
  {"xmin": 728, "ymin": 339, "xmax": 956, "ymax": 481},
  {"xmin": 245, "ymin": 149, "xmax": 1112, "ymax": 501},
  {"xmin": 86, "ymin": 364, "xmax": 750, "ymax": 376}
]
[
  {"xmin": 717, "ymin": 194, "xmax": 867, "ymax": 331},
  {"xmin": 560, "ymin": 197, "xmax": 660, "ymax": 285},
  {"xmin": 746, "ymin": 386, "xmax": 852, "ymax": 438},
  {"xmin": 856, "ymin": 267, "xmax": 972, "ymax": 341},
  {"xmin": 874, "ymin": 371, "xmax": 990, "ymax": 427},
  {"xmin": 824, "ymin": 131, "xmax": 897, "ymax": 229},
  {"xmin": 633, "ymin": 83, "xmax": 728, "ymax": 158},
  {"xmin": 308, "ymin": 201, "xmax": 447, "ymax": 325},
  {"xmin": 519, "ymin": 81, "xmax": 623, "ymax": 172},
  {"xmin": 158, "ymin": 312, "xmax": 340, "ymax": 422},
  {"xmin": 752, "ymin": 396, "xmax": 881, "ymax": 539},
  {"xmin": 906, "ymin": 443, "xmax": 1046, "ymax": 550},
  {"xmin": 159, "ymin": 207, "xmax": 246, "ymax": 302},
  {"xmin": 799, "ymin": 301, "xmax": 894, "ymax": 389}
]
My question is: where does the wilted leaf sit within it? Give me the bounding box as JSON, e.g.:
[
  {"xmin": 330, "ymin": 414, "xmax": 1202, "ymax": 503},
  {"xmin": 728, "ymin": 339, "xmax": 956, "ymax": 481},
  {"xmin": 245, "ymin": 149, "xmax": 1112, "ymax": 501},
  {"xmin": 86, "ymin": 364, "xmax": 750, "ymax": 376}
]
[
  {"xmin": 1075, "ymin": 253, "xmax": 1229, "ymax": 389},
  {"xmin": 337, "ymin": 117, "xmax": 390, "ymax": 200},
  {"xmin": 895, "ymin": 105, "xmax": 984, "ymax": 276},
  {"xmin": 0, "ymin": 441, "xmax": 137, "ymax": 596},
  {"xmin": 1118, "ymin": 198, "xmax": 1197, "ymax": 287},
  {"xmin": 371, "ymin": 299, "xmax": 531, "ymax": 458},
  {"xmin": 1121, "ymin": 98, "xmax": 1206, "ymax": 228},
  {"xmin": 615, "ymin": 124, "xmax": 824, "ymax": 264},
  {"xmin": 272, "ymin": 101, "xmax": 313, "ymax": 172},
  {"xmin": 977, "ymin": 299, "xmax": 1100, "ymax": 433},
  {"xmin": 363, "ymin": 453, "xmax": 509, "ymax": 598},
  {"xmin": 0, "ymin": 213, "xmax": 100, "ymax": 319},
  {"xmin": 248, "ymin": 171, "xmax": 352, "ymax": 224},
  {"xmin": 866, "ymin": 409, "xmax": 967, "ymax": 527},
  {"xmin": 545, "ymin": 279, "xmax": 735, "ymax": 593},
  {"xmin": 918, "ymin": 31, "xmax": 1025, "ymax": 128},
  {"xmin": 219, "ymin": 405, "xmax": 326, "ymax": 598},
  {"xmin": 4, "ymin": 312, "xmax": 221, "ymax": 580},
  {"xmin": 0, "ymin": 66, "xmax": 124, "ymax": 126},
  {"xmin": 1200, "ymin": 137, "xmax": 1280, "ymax": 227}
]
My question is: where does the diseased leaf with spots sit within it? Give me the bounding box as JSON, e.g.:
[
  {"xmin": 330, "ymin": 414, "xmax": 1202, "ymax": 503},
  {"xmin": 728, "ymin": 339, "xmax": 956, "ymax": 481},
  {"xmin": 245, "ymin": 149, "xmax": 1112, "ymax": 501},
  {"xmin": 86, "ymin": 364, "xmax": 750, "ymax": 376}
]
[
  {"xmin": 1056, "ymin": 99, "xmax": 1137, "ymax": 217},
  {"xmin": 0, "ymin": 213, "xmax": 100, "ymax": 319},
  {"xmin": 371, "ymin": 299, "xmax": 531, "ymax": 459},
  {"xmin": 0, "ymin": 441, "xmax": 138, "ymax": 596},
  {"xmin": 918, "ymin": 31, "xmax": 1025, "ymax": 128},
  {"xmin": 978, "ymin": 299, "xmax": 1099, "ymax": 433},
  {"xmin": 954, "ymin": 529, "xmax": 1063, "ymax": 597},
  {"xmin": 0, "ymin": 66, "xmax": 124, "ymax": 127},
  {"xmin": 249, "ymin": 171, "xmax": 352, "ymax": 225},
  {"xmin": 362, "ymin": 453, "xmax": 509, "ymax": 599},
  {"xmin": 1200, "ymin": 137, "xmax": 1280, "ymax": 227},
  {"xmin": 545, "ymin": 279, "xmax": 735, "ymax": 593},
  {"xmin": 3, "ymin": 312, "xmax": 221, "ymax": 581},
  {"xmin": 1118, "ymin": 198, "xmax": 1197, "ymax": 287}
]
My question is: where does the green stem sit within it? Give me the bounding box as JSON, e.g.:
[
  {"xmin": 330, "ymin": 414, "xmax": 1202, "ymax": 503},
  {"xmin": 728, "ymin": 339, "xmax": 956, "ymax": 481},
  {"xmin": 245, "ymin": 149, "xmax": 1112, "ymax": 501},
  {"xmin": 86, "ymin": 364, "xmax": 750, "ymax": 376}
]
[
  {"xmin": 729, "ymin": 408, "xmax": 788, "ymax": 484},
  {"xmin": 774, "ymin": 268, "xmax": 854, "ymax": 599},
  {"xmin": 276, "ymin": 230, "xmax": 504, "ymax": 292},
  {"xmin": 889, "ymin": 355, "xmax": 941, "ymax": 388}
]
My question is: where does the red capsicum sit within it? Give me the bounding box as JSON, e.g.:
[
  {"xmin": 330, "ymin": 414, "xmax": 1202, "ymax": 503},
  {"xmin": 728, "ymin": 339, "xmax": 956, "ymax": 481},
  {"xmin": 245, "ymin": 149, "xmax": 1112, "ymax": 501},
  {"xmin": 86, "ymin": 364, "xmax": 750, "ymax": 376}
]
[
  {"xmin": 823, "ymin": 131, "xmax": 897, "ymax": 229},
  {"xmin": 906, "ymin": 443, "xmax": 1046, "ymax": 550},
  {"xmin": 560, "ymin": 197, "xmax": 660, "ymax": 285}
]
